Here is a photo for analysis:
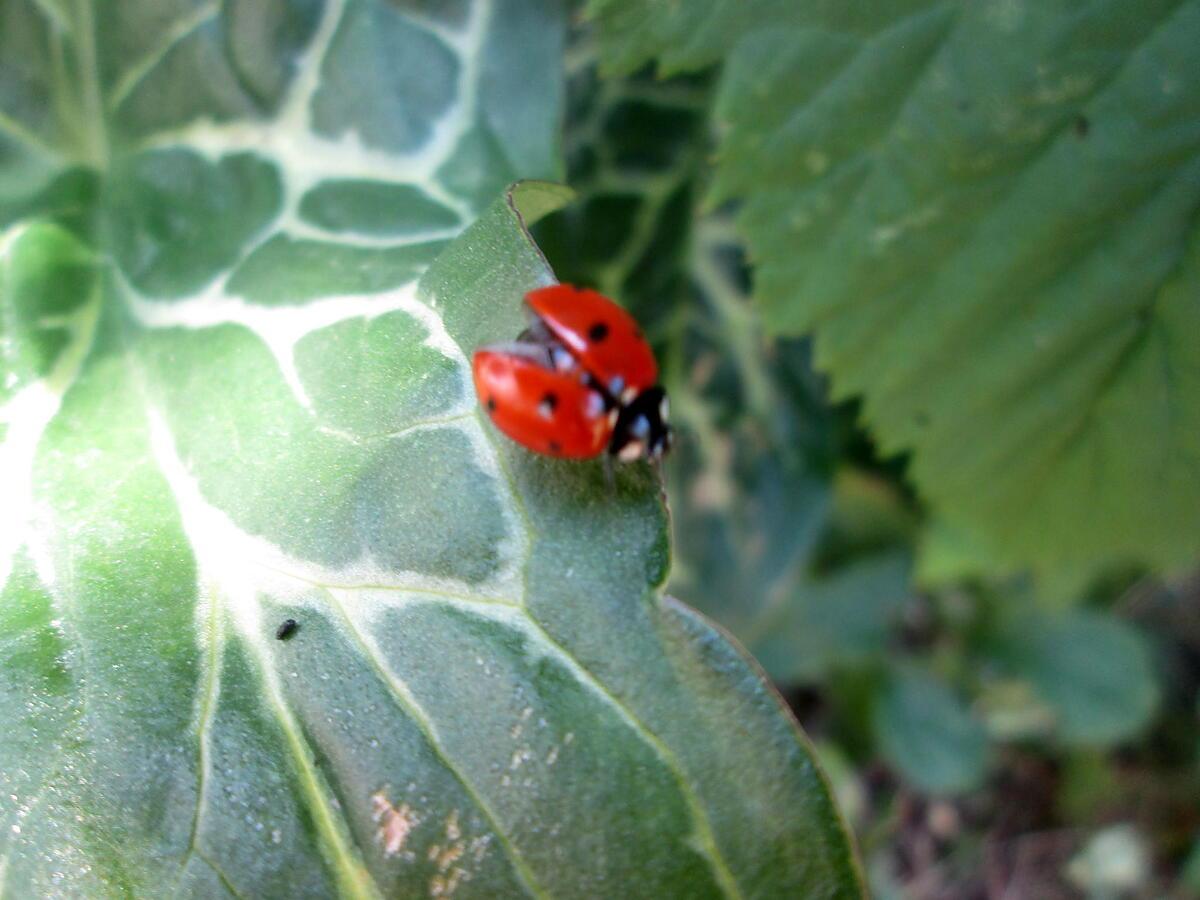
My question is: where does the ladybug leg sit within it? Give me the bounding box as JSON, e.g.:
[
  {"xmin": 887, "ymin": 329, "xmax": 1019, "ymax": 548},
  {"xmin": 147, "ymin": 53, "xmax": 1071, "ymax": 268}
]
[
  {"xmin": 517, "ymin": 319, "xmax": 575, "ymax": 372},
  {"xmin": 601, "ymin": 452, "xmax": 615, "ymax": 493},
  {"xmin": 516, "ymin": 317, "xmax": 555, "ymax": 345},
  {"xmin": 649, "ymin": 453, "xmax": 667, "ymax": 489}
]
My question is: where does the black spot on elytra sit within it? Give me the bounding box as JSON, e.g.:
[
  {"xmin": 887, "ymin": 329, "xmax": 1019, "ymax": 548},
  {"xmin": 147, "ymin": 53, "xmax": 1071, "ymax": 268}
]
[
  {"xmin": 541, "ymin": 392, "xmax": 558, "ymax": 412},
  {"xmin": 588, "ymin": 322, "xmax": 609, "ymax": 342},
  {"xmin": 548, "ymin": 440, "xmax": 562, "ymax": 454}
]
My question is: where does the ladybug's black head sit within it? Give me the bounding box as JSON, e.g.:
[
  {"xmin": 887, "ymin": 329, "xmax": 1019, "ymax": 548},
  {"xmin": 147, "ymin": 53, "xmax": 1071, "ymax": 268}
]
[{"xmin": 609, "ymin": 386, "xmax": 672, "ymax": 463}]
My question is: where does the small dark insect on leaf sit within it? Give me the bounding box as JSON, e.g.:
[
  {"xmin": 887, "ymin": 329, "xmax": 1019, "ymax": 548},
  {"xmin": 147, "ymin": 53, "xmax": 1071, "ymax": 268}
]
[{"xmin": 276, "ymin": 618, "xmax": 299, "ymax": 640}]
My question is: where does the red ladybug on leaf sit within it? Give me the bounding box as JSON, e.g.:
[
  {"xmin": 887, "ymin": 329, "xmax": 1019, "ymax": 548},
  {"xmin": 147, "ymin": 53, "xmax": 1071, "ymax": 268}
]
[{"xmin": 472, "ymin": 284, "xmax": 672, "ymax": 461}]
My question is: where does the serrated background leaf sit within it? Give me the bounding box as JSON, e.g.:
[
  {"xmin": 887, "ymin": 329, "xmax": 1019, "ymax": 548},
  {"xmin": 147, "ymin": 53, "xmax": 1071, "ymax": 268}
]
[
  {"xmin": 588, "ymin": 0, "xmax": 1200, "ymax": 575},
  {"xmin": 1, "ymin": 1, "xmax": 864, "ymax": 896}
]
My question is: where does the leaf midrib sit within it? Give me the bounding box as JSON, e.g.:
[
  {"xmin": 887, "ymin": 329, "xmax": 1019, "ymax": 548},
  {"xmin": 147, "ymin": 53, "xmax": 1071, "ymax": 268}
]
[
  {"xmin": 178, "ymin": 580, "xmax": 224, "ymax": 893},
  {"xmin": 68, "ymin": 0, "xmax": 107, "ymax": 168}
]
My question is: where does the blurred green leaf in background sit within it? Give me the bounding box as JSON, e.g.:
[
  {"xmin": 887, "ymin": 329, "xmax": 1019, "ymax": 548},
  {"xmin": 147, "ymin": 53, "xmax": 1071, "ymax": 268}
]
[
  {"xmin": 589, "ymin": 0, "xmax": 1200, "ymax": 577},
  {"xmin": 0, "ymin": 1, "xmax": 864, "ymax": 897}
]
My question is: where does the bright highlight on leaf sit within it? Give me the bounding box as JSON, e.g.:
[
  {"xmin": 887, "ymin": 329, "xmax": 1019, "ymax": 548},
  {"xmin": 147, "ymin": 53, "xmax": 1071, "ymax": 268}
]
[{"xmin": 1, "ymin": 1, "xmax": 862, "ymax": 897}]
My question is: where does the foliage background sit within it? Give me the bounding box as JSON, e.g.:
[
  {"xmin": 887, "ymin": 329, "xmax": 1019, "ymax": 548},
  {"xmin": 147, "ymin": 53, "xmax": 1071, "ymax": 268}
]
[
  {"xmin": 0, "ymin": 0, "xmax": 1197, "ymax": 897},
  {"xmin": 537, "ymin": 3, "xmax": 1200, "ymax": 896}
]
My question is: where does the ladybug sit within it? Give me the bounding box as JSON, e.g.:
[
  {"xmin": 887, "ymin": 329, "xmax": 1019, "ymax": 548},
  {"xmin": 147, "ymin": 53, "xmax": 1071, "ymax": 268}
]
[{"xmin": 473, "ymin": 284, "xmax": 672, "ymax": 462}]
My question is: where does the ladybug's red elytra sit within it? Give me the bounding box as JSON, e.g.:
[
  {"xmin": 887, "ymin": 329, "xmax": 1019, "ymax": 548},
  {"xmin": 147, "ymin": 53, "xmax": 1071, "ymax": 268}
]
[{"xmin": 472, "ymin": 284, "xmax": 672, "ymax": 462}]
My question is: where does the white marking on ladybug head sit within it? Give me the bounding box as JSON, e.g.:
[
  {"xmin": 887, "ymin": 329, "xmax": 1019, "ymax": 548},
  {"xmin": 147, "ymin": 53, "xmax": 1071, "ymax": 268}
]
[
  {"xmin": 609, "ymin": 375, "xmax": 625, "ymax": 397},
  {"xmin": 617, "ymin": 440, "xmax": 644, "ymax": 462},
  {"xmin": 659, "ymin": 395, "xmax": 670, "ymax": 420}
]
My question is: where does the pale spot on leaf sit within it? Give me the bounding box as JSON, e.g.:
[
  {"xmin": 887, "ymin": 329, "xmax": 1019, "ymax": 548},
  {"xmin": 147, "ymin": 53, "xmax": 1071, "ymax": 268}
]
[{"xmin": 371, "ymin": 791, "xmax": 419, "ymax": 857}]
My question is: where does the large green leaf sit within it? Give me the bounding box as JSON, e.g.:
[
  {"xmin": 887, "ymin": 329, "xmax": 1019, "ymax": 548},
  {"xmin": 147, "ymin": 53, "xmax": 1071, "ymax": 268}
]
[
  {"xmin": 0, "ymin": 1, "xmax": 864, "ymax": 896},
  {"xmin": 588, "ymin": 0, "xmax": 1200, "ymax": 574}
]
